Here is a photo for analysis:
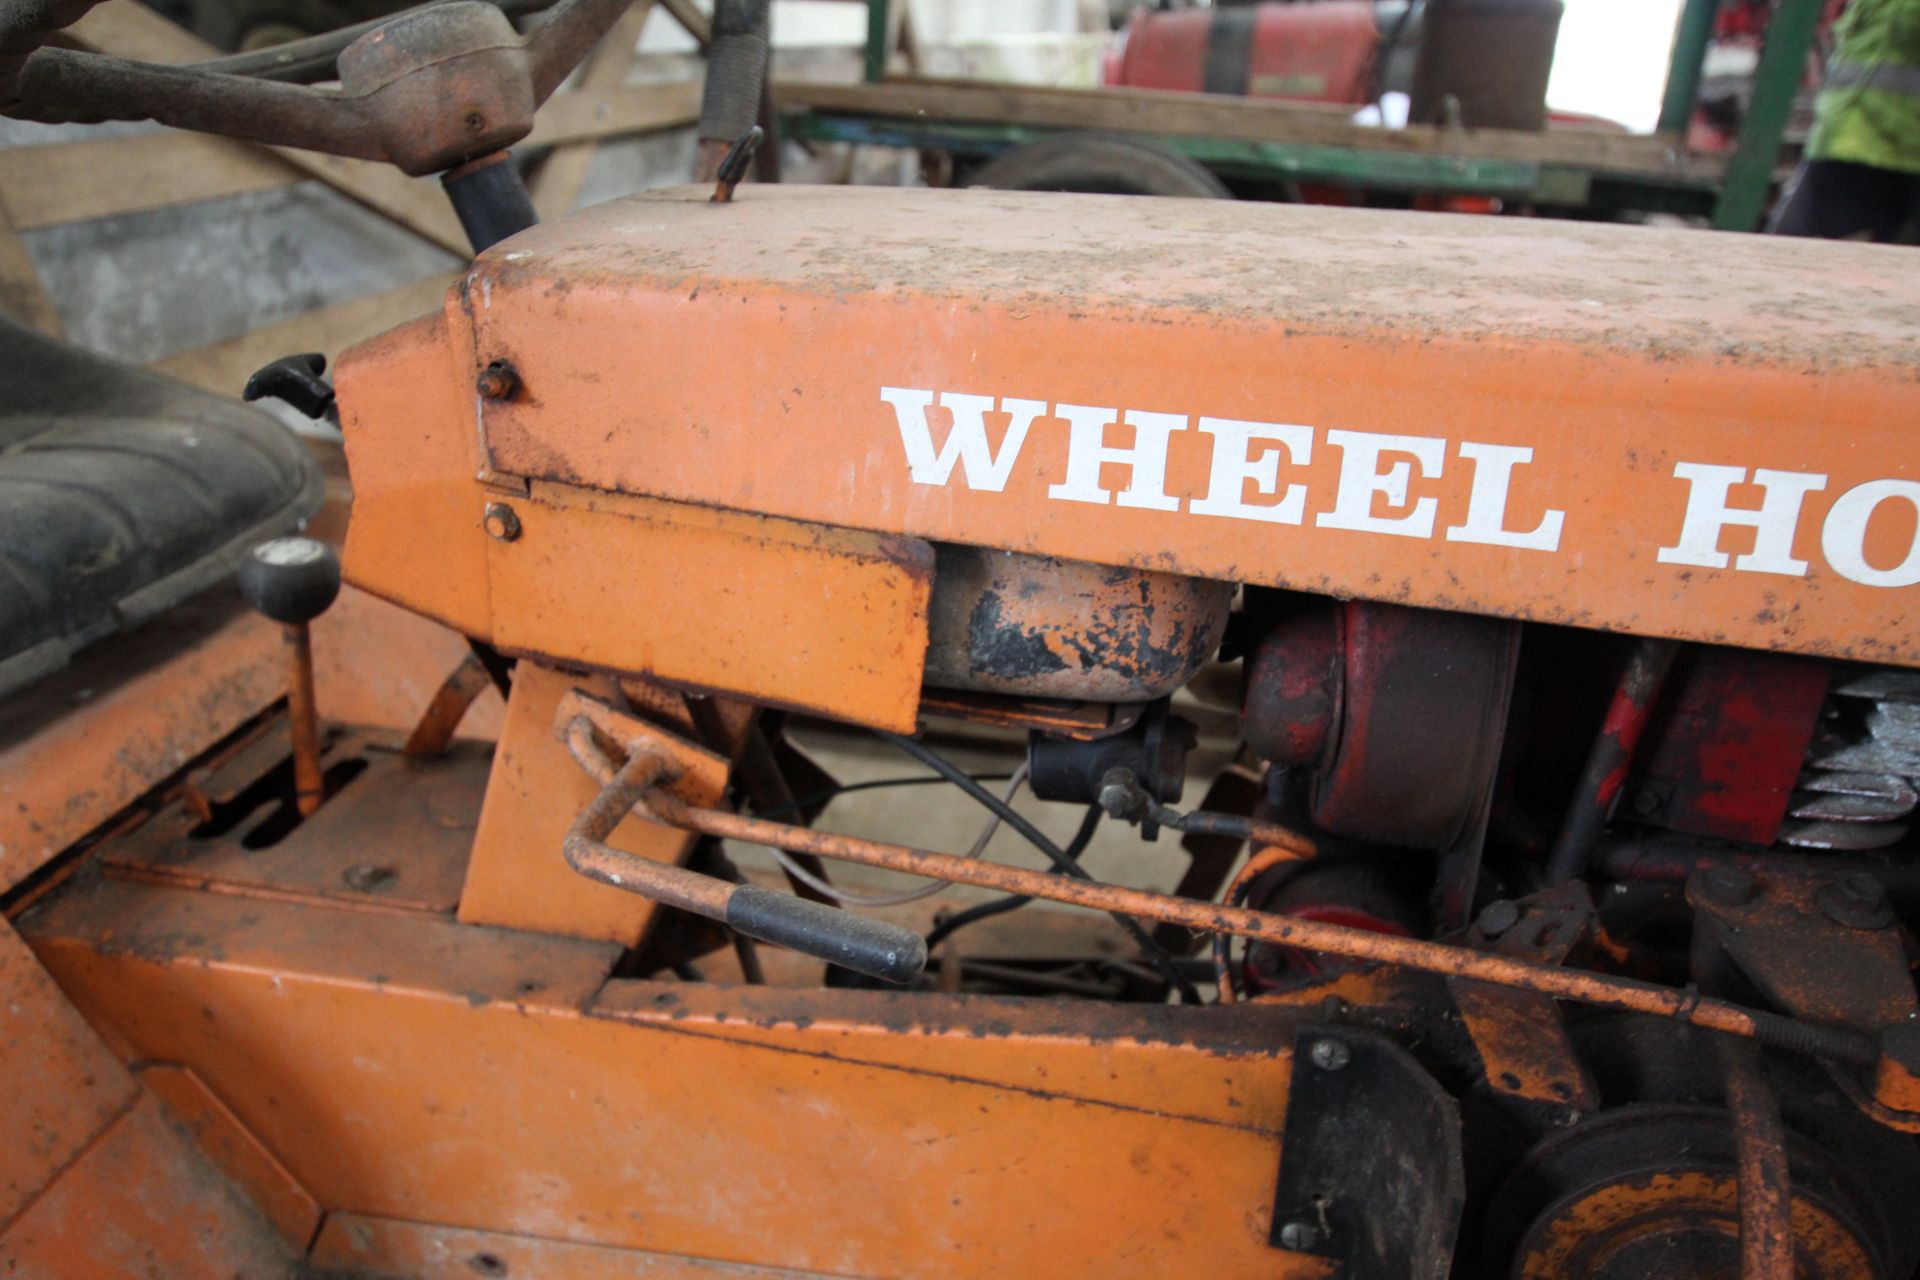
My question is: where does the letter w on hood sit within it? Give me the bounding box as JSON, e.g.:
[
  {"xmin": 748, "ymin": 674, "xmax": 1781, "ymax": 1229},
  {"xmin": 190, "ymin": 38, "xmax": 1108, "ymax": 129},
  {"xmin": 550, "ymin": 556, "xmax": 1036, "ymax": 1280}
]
[{"xmin": 882, "ymin": 388, "xmax": 1044, "ymax": 493}]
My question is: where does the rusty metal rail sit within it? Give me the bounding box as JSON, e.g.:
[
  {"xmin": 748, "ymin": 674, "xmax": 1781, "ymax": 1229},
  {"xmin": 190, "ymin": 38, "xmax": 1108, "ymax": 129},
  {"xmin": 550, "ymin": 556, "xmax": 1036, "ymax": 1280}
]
[
  {"xmin": 564, "ymin": 749, "xmax": 927, "ymax": 985},
  {"xmin": 569, "ymin": 733, "xmax": 1879, "ymax": 1067}
]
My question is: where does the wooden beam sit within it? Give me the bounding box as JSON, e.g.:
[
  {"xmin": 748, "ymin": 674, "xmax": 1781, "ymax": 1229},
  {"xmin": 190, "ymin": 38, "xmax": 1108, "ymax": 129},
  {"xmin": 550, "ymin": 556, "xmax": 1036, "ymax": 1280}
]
[
  {"xmin": 531, "ymin": 0, "xmax": 657, "ymax": 219},
  {"xmin": 0, "ymin": 201, "xmax": 61, "ymax": 336},
  {"xmin": 522, "ymin": 80, "xmax": 702, "ymax": 150},
  {"xmin": 66, "ymin": 3, "xmax": 471, "ymax": 254},
  {"xmin": 0, "ymin": 134, "xmax": 290, "ymax": 229},
  {"xmin": 150, "ymin": 273, "xmax": 458, "ymax": 396},
  {"xmin": 657, "ymin": 0, "xmax": 711, "ymax": 49},
  {"xmin": 776, "ymin": 77, "xmax": 1727, "ymax": 183},
  {"xmin": 0, "ymin": 83, "xmax": 699, "ymax": 231}
]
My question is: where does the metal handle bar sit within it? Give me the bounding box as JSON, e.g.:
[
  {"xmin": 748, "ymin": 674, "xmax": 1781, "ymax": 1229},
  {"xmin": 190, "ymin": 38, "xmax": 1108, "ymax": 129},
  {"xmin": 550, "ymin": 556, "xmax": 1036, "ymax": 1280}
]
[
  {"xmin": 562, "ymin": 739, "xmax": 927, "ymax": 986},
  {"xmin": 2, "ymin": 0, "xmax": 633, "ymax": 175}
]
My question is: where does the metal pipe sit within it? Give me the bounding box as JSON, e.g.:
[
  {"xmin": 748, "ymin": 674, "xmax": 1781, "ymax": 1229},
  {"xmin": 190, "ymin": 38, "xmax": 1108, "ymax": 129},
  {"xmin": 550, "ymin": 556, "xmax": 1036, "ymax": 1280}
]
[
  {"xmin": 1657, "ymin": 0, "xmax": 1722, "ymax": 135},
  {"xmin": 1597, "ymin": 838, "xmax": 1920, "ymax": 905},
  {"xmin": 1543, "ymin": 637, "xmax": 1678, "ymax": 884},
  {"xmin": 402, "ymin": 651, "xmax": 494, "ymax": 759},
  {"xmin": 1712, "ymin": 0, "xmax": 1825, "ymax": 231},
  {"xmin": 634, "ymin": 781, "xmax": 1877, "ymax": 1065},
  {"xmin": 285, "ymin": 623, "xmax": 324, "ymax": 818},
  {"xmin": 1719, "ymin": 1035, "xmax": 1795, "ymax": 1278}
]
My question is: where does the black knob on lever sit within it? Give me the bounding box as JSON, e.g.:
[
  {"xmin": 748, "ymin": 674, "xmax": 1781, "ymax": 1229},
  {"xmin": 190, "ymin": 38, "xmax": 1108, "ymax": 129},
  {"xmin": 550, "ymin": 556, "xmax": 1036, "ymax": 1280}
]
[
  {"xmin": 726, "ymin": 885, "xmax": 928, "ymax": 986},
  {"xmin": 238, "ymin": 538, "xmax": 341, "ymax": 818},
  {"xmin": 244, "ymin": 352, "xmax": 336, "ymax": 424}
]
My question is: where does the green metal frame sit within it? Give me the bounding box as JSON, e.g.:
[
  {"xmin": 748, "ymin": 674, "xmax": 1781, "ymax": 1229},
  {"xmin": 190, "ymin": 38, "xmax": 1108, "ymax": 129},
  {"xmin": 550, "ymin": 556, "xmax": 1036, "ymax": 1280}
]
[
  {"xmin": 1712, "ymin": 0, "xmax": 1826, "ymax": 231},
  {"xmin": 864, "ymin": 0, "xmax": 888, "ymax": 84}
]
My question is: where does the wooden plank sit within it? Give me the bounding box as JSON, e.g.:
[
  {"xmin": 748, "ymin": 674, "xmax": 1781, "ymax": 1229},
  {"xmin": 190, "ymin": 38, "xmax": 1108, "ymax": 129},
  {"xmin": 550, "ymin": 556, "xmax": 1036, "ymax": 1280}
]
[
  {"xmin": 658, "ymin": 0, "xmax": 712, "ymax": 48},
  {"xmin": 0, "ymin": 133, "xmax": 291, "ymax": 229},
  {"xmin": 0, "ymin": 202, "xmax": 61, "ymax": 336},
  {"xmin": 0, "ymin": 82, "xmax": 699, "ymax": 232},
  {"xmin": 523, "ymin": 79, "xmax": 701, "ymax": 149},
  {"xmin": 66, "ymin": 3, "xmax": 471, "ymax": 254},
  {"xmin": 531, "ymin": 0, "xmax": 656, "ymax": 219},
  {"xmin": 150, "ymin": 272, "xmax": 457, "ymax": 395},
  {"xmin": 776, "ymin": 77, "xmax": 1727, "ymax": 183}
]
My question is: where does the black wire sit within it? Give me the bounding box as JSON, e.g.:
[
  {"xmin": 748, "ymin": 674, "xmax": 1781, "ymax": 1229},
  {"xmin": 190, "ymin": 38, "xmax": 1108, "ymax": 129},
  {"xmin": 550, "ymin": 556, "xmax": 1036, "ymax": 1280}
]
[
  {"xmin": 877, "ymin": 731, "xmax": 1203, "ymax": 1005},
  {"xmin": 748, "ymin": 773, "xmax": 1013, "ymax": 824},
  {"xmin": 925, "ymin": 804, "xmax": 1102, "ymax": 951}
]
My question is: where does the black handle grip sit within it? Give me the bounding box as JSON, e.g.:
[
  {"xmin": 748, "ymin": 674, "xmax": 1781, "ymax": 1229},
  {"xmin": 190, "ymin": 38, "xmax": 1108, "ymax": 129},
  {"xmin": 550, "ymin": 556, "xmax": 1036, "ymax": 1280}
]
[{"xmin": 725, "ymin": 884, "xmax": 927, "ymax": 985}]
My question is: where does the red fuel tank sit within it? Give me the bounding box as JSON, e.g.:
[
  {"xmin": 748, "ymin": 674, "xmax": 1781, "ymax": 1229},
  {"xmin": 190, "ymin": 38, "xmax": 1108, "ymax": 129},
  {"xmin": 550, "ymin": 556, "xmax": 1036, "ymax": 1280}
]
[{"xmin": 1108, "ymin": 1, "xmax": 1379, "ymax": 105}]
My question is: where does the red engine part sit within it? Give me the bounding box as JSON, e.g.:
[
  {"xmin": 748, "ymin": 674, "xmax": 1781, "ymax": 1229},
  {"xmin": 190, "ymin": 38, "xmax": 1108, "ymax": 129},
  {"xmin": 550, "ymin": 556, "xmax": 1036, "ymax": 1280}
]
[
  {"xmin": 1109, "ymin": 1, "xmax": 1379, "ymax": 104},
  {"xmin": 1630, "ymin": 648, "xmax": 1831, "ymax": 847},
  {"xmin": 1243, "ymin": 599, "xmax": 1520, "ymax": 852},
  {"xmin": 1240, "ymin": 856, "xmax": 1422, "ymax": 995}
]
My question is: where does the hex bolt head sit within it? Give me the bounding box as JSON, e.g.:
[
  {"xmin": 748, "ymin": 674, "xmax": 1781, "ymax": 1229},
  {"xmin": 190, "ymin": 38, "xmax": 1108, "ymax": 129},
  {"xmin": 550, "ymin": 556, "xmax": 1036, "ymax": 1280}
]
[
  {"xmin": 1309, "ymin": 1039, "xmax": 1352, "ymax": 1072},
  {"xmin": 1278, "ymin": 1221, "xmax": 1321, "ymax": 1252},
  {"xmin": 1697, "ymin": 866, "xmax": 1758, "ymax": 907},
  {"xmin": 1818, "ymin": 872, "xmax": 1895, "ymax": 931},
  {"xmin": 475, "ymin": 360, "xmax": 519, "ymax": 400},
  {"xmin": 483, "ymin": 502, "xmax": 522, "ymax": 543},
  {"xmin": 1475, "ymin": 899, "xmax": 1521, "ymax": 939},
  {"xmin": 237, "ymin": 537, "xmax": 340, "ymax": 625}
]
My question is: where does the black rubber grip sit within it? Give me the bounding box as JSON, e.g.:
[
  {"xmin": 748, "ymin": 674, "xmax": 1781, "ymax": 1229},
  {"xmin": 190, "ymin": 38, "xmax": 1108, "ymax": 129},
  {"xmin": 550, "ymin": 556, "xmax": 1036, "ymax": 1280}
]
[{"xmin": 725, "ymin": 885, "xmax": 927, "ymax": 985}]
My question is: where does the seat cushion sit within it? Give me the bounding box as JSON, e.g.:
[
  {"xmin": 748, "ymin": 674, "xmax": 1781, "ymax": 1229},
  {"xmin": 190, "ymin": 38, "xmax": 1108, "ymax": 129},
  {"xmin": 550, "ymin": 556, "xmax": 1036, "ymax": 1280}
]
[{"xmin": 0, "ymin": 317, "xmax": 323, "ymax": 698}]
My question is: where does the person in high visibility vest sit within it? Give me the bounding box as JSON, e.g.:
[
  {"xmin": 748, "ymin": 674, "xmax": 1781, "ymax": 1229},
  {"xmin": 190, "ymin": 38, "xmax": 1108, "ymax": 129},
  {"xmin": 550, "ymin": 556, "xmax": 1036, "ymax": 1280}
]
[{"xmin": 1771, "ymin": 0, "xmax": 1920, "ymax": 240}]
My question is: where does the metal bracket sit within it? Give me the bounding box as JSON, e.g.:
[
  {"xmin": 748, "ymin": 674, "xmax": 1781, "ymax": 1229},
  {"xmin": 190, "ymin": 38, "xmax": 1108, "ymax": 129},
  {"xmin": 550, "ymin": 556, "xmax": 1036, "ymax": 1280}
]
[{"xmin": 1269, "ymin": 1026, "xmax": 1463, "ymax": 1278}]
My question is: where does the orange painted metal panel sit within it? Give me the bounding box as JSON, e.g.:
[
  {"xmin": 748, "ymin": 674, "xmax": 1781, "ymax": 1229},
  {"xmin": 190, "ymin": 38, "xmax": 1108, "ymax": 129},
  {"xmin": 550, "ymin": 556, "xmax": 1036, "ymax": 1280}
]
[
  {"xmin": 103, "ymin": 734, "xmax": 483, "ymax": 918},
  {"xmin": 24, "ymin": 879, "xmax": 1321, "ymax": 1278},
  {"xmin": 335, "ymin": 306, "xmax": 494, "ymax": 640},
  {"xmin": 0, "ymin": 920, "xmax": 136, "ymax": 1230},
  {"xmin": 460, "ymin": 662, "xmax": 720, "ymax": 945},
  {"xmin": 484, "ymin": 484, "xmax": 933, "ymax": 731},
  {"xmin": 427, "ymin": 185, "xmax": 1920, "ymax": 667},
  {"xmin": 0, "ymin": 1092, "xmax": 293, "ymax": 1278},
  {"xmin": 311, "ymin": 1213, "xmax": 814, "ymax": 1277},
  {"xmin": 137, "ymin": 1064, "xmax": 322, "ymax": 1251},
  {"xmin": 337, "ymin": 306, "xmax": 935, "ymax": 732},
  {"xmin": 0, "ymin": 599, "xmax": 283, "ymax": 890}
]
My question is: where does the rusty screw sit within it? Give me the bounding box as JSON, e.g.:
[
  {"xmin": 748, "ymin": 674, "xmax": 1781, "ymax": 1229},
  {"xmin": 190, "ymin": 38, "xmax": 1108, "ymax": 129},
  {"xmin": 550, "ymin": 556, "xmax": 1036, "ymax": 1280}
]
[
  {"xmin": 484, "ymin": 502, "xmax": 521, "ymax": 543},
  {"xmin": 1309, "ymin": 1039, "xmax": 1352, "ymax": 1072},
  {"xmin": 1697, "ymin": 866, "xmax": 1758, "ymax": 907},
  {"xmin": 1476, "ymin": 899, "xmax": 1521, "ymax": 940},
  {"xmin": 475, "ymin": 360, "xmax": 519, "ymax": 400},
  {"xmin": 1818, "ymin": 872, "xmax": 1894, "ymax": 931}
]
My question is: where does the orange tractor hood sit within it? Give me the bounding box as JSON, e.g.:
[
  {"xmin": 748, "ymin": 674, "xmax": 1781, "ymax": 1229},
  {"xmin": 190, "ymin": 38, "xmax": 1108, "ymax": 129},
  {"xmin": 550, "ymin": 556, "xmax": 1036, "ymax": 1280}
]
[{"xmin": 338, "ymin": 184, "xmax": 1920, "ymax": 673}]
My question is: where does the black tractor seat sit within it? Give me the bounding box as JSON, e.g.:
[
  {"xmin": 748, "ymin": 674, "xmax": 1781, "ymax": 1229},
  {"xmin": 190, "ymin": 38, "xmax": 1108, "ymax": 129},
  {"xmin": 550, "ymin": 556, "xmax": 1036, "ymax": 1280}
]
[{"xmin": 0, "ymin": 317, "xmax": 323, "ymax": 701}]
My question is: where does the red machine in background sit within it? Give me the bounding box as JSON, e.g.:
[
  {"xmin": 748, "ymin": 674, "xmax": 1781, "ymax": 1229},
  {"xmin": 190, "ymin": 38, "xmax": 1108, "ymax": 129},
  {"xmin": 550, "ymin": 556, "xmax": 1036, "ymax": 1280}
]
[
  {"xmin": 1106, "ymin": 0, "xmax": 1567, "ymax": 131},
  {"xmin": 1107, "ymin": 0, "xmax": 1382, "ymax": 105}
]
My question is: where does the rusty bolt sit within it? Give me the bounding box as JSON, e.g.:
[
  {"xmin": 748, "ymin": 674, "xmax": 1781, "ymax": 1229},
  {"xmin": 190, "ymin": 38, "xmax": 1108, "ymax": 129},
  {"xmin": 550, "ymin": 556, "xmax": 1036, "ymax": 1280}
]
[
  {"xmin": 1476, "ymin": 899, "xmax": 1521, "ymax": 940},
  {"xmin": 475, "ymin": 360, "xmax": 519, "ymax": 400},
  {"xmin": 1818, "ymin": 872, "xmax": 1894, "ymax": 931},
  {"xmin": 1697, "ymin": 866, "xmax": 1757, "ymax": 907},
  {"xmin": 483, "ymin": 502, "xmax": 521, "ymax": 543},
  {"xmin": 1278, "ymin": 1222, "xmax": 1321, "ymax": 1252},
  {"xmin": 1308, "ymin": 1039, "xmax": 1351, "ymax": 1072}
]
